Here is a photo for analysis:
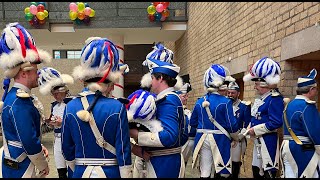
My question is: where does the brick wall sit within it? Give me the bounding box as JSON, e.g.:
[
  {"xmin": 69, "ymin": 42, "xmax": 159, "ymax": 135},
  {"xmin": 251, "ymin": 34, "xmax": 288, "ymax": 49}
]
[{"xmin": 166, "ymin": 2, "xmax": 320, "ymax": 177}]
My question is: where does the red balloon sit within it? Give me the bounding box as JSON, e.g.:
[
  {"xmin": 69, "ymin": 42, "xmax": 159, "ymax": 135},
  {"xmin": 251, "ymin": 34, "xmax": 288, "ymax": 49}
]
[
  {"xmin": 162, "ymin": 2, "xmax": 170, "ymax": 9},
  {"xmin": 153, "ymin": 2, "xmax": 160, "ymax": 7},
  {"xmin": 37, "ymin": 4, "xmax": 45, "ymax": 12},
  {"xmin": 29, "ymin": 20, "xmax": 34, "ymax": 26},
  {"xmin": 148, "ymin": 14, "xmax": 155, "ymax": 22}
]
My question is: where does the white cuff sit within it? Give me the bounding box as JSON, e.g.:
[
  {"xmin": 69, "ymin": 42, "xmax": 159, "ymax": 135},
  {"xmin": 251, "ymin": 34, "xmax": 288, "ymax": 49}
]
[
  {"xmin": 253, "ymin": 123, "xmax": 269, "ymax": 136},
  {"xmin": 27, "ymin": 151, "xmax": 48, "ymax": 172},
  {"xmin": 315, "ymin": 145, "xmax": 320, "ymax": 155},
  {"xmin": 66, "ymin": 160, "xmax": 75, "ymax": 172},
  {"xmin": 137, "ymin": 132, "xmax": 164, "ymax": 147},
  {"xmin": 119, "ymin": 165, "xmax": 133, "ymax": 178}
]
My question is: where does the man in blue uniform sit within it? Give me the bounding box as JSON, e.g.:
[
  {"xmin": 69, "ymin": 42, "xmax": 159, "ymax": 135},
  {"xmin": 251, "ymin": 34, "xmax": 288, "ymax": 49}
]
[
  {"xmin": 227, "ymin": 81, "xmax": 251, "ymax": 178},
  {"xmin": 190, "ymin": 64, "xmax": 239, "ymax": 178},
  {"xmin": 281, "ymin": 69, "xmax": 320, "ymax": 178},
  {"xmin": 130, "ymin": 58, "xmax": 186, "ymax": 178},
  {"xmin": 61, "ymin": 37, "xmax": 132, "ymax": 178},
  {"xmin": 243, "ymin": 57, "xmax": 284, "ymax": 178},
  {"xmin": 0, "ymin": 23, "xmax": 51, "ymax": 178},
  {"xmin": 37, "ymin": 67, "xmax": 74, "ymax": 178}
]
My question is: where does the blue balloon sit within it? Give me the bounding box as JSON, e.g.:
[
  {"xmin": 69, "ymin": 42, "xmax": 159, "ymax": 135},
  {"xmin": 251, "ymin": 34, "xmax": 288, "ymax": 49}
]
[
  {"xmin": 38, "ymin": 2, "xmax": 46, "ymax": 7},
  {"xmin": 154, "ymin": 12, "xmax": 162, "ymax": 22},
  {"xmin": 85, "ymin": 3, "xmax": 90, "ymax": 7}
]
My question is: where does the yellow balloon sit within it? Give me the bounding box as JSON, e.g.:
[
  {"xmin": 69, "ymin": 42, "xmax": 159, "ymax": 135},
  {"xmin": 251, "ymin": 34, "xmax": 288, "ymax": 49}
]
[
  {"xmin": 36, "ymin": 12, "xmax": 46, "ymax": 20},
  {"xmin": 147, "ymin": 5, "xmax": 156, "ymax": 15},
  {"xmin": 69, "ymin": 11, "xmax": 77, "ymax": 20},
  {"xmin": 89, "ymin": 9, "xmax": 95, "ymax": 17},
  {"xmin": 43, "ymin": 10, "xmax": 48, "ymax": 17},
  {"xmin": 78, "ymin": 2, "xmax": 85, "ymax": 12},
  {"xmin": 24, "ymin": 7, "xmax": 30, "ymax": 14}
]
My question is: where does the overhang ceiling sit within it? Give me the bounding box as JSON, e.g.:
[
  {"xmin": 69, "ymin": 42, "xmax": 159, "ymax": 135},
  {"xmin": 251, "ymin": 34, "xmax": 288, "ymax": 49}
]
[{"xmin": 28, "ymin": 22, "xmax": 187, "ymax": 46}]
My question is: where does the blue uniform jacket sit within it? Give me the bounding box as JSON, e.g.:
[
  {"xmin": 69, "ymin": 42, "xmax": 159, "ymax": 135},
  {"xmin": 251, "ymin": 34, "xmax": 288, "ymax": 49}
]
[
  {"xmin": 189, "ymin": 92, "xmax": 238, "ymax": 174},
  {"xmin": 283, "ymin": 95, "xmax": 320, "ymax": 177},
  {"xmin": 233, "ymin": 99, "xmax": 251, "ymax": 130},
  {"xmin": 1, "ymin": 87, "xmax": 44, "ymax": 177},
  {"xmin": 137, "ymin": 88, "xmax": 185, "ymax": 178},
  {"xmin": 61, "ymin": 94, "xmax": 132, "ymax": 178}
]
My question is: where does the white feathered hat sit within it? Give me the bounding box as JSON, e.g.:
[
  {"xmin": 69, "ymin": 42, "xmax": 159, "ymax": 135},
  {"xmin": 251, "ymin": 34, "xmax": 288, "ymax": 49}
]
[
  {"xmin": 0, "ymin": 22, "xmax": 51, "ymax": 78},
  {"xmin": 243, "ymin": 57, "xmax": 281, "ymax": 86},
  {"xmin": 72, "ymin": 37, "xmax": 128, "ymax": 92},
  {"xmin": 37, "ymin": 67, "xmax": 74, "ymax": 95},
  {"xmin": 141, "ymin": 42, "xmax": 182, "ymax": 90},
  {"xmin": 203, "ymin": 64, "xmax": 227, "ymax": 92}
]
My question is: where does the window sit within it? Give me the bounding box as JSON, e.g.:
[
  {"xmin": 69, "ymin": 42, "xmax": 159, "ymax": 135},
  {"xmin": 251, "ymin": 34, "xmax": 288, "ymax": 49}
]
[
  {"xmin": 53, "ymin": 50, "xmax": 82, "ymax": 59},
  {"xmin": 54, "ymin": 51, "xmax": 61, "ymax": 59},
  {"xmin": 67, "ymin": 50, "xmax": 82, "ymax": 59}
]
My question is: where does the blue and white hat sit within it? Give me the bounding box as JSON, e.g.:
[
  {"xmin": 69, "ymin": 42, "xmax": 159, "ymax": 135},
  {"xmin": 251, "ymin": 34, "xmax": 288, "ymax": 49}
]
[
  {"xmin": 72, "ymin": 37, "xmax": 128, "ymax": 91},
  {"xmin": 142, "ymin": 42, "xmax": 173, "ymax": 66},
  {"xmin": 126, "ymin": 89, "xmax": 157, "ymax": 121},
  {"xmin": 37, "ymin": 67, "xmax": 74, "ymax": 95},
  {"xmin": 146, "ymin": 59, "xmax": 180, "ymax": 78},
  {"xmin": 243, "ymin": 57, "xmax": 281, "ymax": 86},
  {"xmin": 297, "ymin": 69, "xmax": 317, "ymax": 87},
  {"xmin": 203, "ymin": 64, "xmax": 227, "ymax": 89},
  {"xmin": 0, "ymin": 22, "xmax": 51, "ymax": 78},
  {"xmin": 176, "ymin": 83, "xmax": 192, "ymax": 95},
  {"xmin": 228, "ymin": 81, "xmax": 240, "ymax": 91}
]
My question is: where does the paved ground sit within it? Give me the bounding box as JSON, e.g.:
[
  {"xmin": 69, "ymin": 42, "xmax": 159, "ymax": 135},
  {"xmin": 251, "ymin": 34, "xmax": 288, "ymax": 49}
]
[{"xmin": 1, "ymin": 132, "xmax": 248, "ymax": 178}]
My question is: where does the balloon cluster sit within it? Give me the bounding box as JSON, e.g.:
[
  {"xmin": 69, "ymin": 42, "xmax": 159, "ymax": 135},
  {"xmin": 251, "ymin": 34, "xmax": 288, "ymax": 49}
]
[
  {"xmin": 24, "ymin": 2, "xmax": 48, "ymax": 28},
  {"xmin": 69, "ymin": 2, "xmax": 95, "ymax": 25},
  {"xmin": 147, "ymin": 2, "xmax": 170, "ymax": 22}
]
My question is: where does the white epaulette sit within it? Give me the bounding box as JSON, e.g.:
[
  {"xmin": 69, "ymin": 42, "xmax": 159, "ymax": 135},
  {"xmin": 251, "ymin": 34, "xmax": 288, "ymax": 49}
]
[
  {"xmin": 16, "ymin": 89, "xmax": 30, "ymax": 98},
  {"xmin": 271, "ymin": 91, "xmax": 280, "ymax": 97},
  {"xmin": 306, "ymin": 100, "xmax": 316, "ymax": 104},
  {"xmin": 241, "ymin": 101, "xmax": 251, "ymax": 106}
]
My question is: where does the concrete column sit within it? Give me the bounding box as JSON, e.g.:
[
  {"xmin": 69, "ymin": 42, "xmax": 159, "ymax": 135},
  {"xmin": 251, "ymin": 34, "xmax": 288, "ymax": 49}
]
[{"xmin": 108, "ymin": 35, "xmax": 125, "ymax": 98}]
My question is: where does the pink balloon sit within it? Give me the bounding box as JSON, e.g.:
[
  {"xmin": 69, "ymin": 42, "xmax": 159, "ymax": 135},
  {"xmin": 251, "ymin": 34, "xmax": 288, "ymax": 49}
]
[
  {"xmin": 69, "ymin": 2, "xmax": 78, "ymax": 12},
  {"xmin": 84, "ymin": 7, "xmax": 92, "ymax": 16},
  {"xmin": 30, "ymin": 5, "xmax": 38, "ymax": 15},
  {"xmin": 156, "ymin": 4, "xmax": 164, "ymax": 13}
]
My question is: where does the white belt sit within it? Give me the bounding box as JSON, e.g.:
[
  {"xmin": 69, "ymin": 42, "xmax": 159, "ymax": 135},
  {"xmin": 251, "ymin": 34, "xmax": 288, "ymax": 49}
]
[
  {"xmin": 54, "ymin": 133, "xmax": 61, "ymax": 138},
  {"xmin": 75, "ymin": 158, "xmax": 118, "ymax": 166},
  {"xmin": 283, "ymin": 135, "xmax": 312, "ymax": 143},
  {"xmin": 149, "ymin": 147, "xmax": 181, "ymax": 157},
  {"xmin": 197, "ymin": 129, "xmax": 224, "ymax": 134}
]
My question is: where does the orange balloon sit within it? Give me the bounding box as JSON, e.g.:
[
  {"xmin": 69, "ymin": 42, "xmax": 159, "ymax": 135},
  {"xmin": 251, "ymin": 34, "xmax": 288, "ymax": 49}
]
[
  {"xmin": 78, "ymin": 12, "xmax": 85, "ymax": 20},
  {"xmin": 38, "ymin": 19, "xmax": 46, "ymax": 25},
  {"xmin": 162, "ymin": 9, "xmax": 169, "ymax": 17}
]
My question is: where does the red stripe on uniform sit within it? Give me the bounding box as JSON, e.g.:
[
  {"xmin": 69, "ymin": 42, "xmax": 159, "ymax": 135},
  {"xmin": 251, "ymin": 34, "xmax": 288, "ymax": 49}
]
[{"xmin": 114, "ymin": 83, "xmax": 124, "ymax": 89}]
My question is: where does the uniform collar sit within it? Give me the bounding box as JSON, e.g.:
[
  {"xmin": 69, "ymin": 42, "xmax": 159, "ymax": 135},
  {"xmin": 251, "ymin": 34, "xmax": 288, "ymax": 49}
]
[
  {"xmin": 260, "ymin": 90, "xmax": 272, "ymax": 101},
  {"xmin": 233, "ymin": 99, "xmax": 241, "ymax": 106},
  {"xmin": 295, "ymin": 95, "xmax": 310, "ymax": 101},
  {"xmin": 156, "ymin": 87, "xmax": 175, "ymax": 101},
  {"xmin": 13, "ymin": 82, "xmax": 31, "ymax": 94}
]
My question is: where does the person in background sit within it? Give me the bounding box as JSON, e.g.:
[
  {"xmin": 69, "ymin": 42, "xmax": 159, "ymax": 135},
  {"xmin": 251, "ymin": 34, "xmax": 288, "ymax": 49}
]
[
  {"xmin": 37, "ymin": 67, "xmax": 74, "ymax": 178},
  {"xmin": 176, "ymin": 82, "xmax": 195, "ymax": 167},
  {"xmin": 281, "ymin": 69, "xmax": 320, "ymax": 178},
  {"xmin": 227, "ymin": 81, "xmax": 251, "ymax": 178},
  {"xmin": 61, "ymin": 37, "xmax": 132, "ymax": 178},
  {"xmin": 243, "ymin": 57, "xmax": 284, "ymax": 178},
  {"xmin": 190, "ymin": 64, "xmax": 239, "ymax": 178}
]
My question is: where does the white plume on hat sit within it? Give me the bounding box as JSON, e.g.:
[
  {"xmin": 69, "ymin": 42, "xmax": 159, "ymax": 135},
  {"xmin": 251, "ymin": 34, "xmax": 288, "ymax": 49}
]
[
  {"xmin": 0, "ymin": 22, "xmax": 51, "ymax": 78},
  {"xmin": 72, "ymin": 37, "xmax": 127, "ymax": 92},
  {"xmin": 203, "ymin": 64, "xmax": 227, "ymax": 89},
  {"xmin": 38, "ymin": 67, "xmax": 74, "ymax": 95}
]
